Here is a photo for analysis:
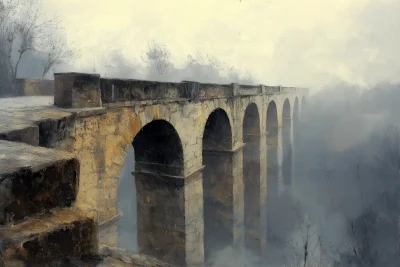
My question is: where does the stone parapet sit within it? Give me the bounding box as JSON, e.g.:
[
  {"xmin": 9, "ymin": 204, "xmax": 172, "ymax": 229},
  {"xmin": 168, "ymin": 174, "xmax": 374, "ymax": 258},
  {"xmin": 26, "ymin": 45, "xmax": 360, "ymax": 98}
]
[
  {"xmin": 54, "ymin": 72, "xmax": 101, "ymax": 108},
  {"xmin": 52, "ymin": 72, "xmax": 309, "ymax": 104},
  {"xmin": 15, "ymin": 79, "xmax": 54, "ymax": 96}
]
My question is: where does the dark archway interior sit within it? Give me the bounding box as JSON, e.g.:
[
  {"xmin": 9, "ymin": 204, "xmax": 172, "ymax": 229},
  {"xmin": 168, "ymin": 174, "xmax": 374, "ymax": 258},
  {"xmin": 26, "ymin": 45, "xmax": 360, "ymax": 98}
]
[
  {"xmin": 242, "ymin": 103, "xmax": 261, "ymax": 255},
  {"xmin": 282, "ymin": 99, "xmax": 292, "ymax": 186},
  {"xmin": 203, "ymin": 108, "xmax": 232, "ymax": 151},
  {"xmin": 132, "ymin": 120, "xmax": 185, "ymax": 266},
  {"xmin": 202, "ymin": 108, "xmax": 233, "ymax": 263},
  {"xmin": 266, "ymin": 101, "xmax": 279, "ymax": 241},
  {"xmin": 133, "ymin": 120, "xmax": 183, "ymax": 167}
]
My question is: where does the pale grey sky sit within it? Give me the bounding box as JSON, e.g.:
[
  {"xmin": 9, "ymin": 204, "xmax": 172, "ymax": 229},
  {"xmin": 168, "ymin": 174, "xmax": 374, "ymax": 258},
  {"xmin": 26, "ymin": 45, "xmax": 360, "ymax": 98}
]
[{"xmin": 44, "ymin": 0, "xmax": 399, "ymax": 90}]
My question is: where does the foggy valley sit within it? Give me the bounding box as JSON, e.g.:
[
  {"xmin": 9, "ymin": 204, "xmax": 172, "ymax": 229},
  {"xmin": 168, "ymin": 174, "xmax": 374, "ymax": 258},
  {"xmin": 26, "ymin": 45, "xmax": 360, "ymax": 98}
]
[{"xmin": 1, "ymin": 0, "xmax": 400, "ymax": 266}]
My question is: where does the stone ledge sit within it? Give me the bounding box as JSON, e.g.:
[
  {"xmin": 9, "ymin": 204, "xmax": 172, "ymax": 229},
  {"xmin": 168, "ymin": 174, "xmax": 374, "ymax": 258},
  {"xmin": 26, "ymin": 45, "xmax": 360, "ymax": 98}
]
[
  {"xmin": 202, "ymin": 142, "xmax": 246, "ymax": 154},
  {"xmin": 0, "ymin": 140, "xmax": 80, "ymax": 225},
  {"xmin": 0, "ymin": 118, "xmax": 39, "ymax": 146},
  {"xmin": 0, "ymin": 140, "xmax": 76, "ymax": 175},
  {"xmin": 0, "ymin": 106, "xmax": 74, "ymax": 148},
  {"xmin": 98, "ymin": 212, "xmax": 122, "ymax": 230},
  {"xmin": 0, "ymin": 208, "xmax": 96, "ymax": 263},
  {"xmin": 57, "ymin": 107, "xmax": 107, "ymax": 118}
]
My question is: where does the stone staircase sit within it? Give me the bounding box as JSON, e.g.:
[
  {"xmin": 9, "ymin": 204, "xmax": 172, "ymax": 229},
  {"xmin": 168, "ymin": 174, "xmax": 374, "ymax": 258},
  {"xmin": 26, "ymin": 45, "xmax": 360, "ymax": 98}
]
[
  {"xmin": 0, "ymin": 103, "xmax": 99, "ymax": 266},
  {"xmin": 0, "ymin": 140, "xmax": 97, "ymax": 266}
]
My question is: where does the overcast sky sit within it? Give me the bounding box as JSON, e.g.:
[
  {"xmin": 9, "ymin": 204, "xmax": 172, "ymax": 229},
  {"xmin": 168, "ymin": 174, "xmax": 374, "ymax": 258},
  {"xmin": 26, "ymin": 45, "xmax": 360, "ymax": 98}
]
[{"xmin": 44, "ymin": 0, "xmax": 399, "ymax": 90}]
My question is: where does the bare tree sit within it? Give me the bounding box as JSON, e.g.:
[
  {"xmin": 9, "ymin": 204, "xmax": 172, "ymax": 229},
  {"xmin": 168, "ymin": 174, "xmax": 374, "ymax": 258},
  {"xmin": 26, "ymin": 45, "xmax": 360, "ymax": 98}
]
[
  {"xmin": 0, "ymin": 0, "xmax": 76, "ymax": 96},
  {"xmin": 40, "ymin": 37, "xmax": 76, "ymax": 78},
  {"xmin": 142, "ymin": 40, "xmax": 171, "ymax": 75},
  {"xmin": 276, "ymin": 201, "xmax": 331, "ymax": 267}
]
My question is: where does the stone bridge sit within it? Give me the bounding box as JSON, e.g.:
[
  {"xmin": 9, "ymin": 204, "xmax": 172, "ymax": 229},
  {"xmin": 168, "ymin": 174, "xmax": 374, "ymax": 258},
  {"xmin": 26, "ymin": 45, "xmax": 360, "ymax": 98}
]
[{"xmin": 0, "ymin": 72, "xmax": 307, "ymax": 266}]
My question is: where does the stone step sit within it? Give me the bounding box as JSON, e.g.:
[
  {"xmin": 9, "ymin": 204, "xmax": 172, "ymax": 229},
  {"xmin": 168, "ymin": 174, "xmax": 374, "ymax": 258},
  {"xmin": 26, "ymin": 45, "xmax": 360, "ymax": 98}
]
[
  {"xmin": 0, "ymin": 140, "xmax": 79, "ymax": 225},
  {"xmin": 0, "ymin": 208, "xmax": 97, "ymax": 265},
  {"xmin": 0, "ymin": 117, "xmax": 39, "ymax": 146},
  {"xmin": 0, "ymin": 108, "xmax": 73, "ymax": 148}
]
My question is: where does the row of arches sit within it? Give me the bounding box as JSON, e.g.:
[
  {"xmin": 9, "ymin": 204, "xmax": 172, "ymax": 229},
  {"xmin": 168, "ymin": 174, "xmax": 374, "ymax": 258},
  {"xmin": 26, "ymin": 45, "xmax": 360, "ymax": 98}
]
[{"xmin": 117, "ymin": 96, "xmax": 303, "ymax": 266}]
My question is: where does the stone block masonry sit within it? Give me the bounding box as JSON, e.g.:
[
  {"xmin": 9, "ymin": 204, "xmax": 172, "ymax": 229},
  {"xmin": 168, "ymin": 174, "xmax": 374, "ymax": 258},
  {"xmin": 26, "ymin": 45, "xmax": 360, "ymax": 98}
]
[
  {"xmin": 0, "ymin": 71, "xmax": 307, "ymax": 266},
  {"xmin": 50, "ymin": 72, "xmax": 307, "ymax": 266},
  {"xmin": 54, "ymin": 72, "xmax": 102, "ymax": 108}
]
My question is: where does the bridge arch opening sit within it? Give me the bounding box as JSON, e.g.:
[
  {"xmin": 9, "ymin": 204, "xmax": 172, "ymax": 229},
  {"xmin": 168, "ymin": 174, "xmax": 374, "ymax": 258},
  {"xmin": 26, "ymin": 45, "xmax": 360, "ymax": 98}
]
[
  {"xmin": 242, "ymin": 103, "xmax": 261, "ymax": 255},
  {"xmin": 282, "ymin": 98, "xmax": 292, "ymax": 186},
  {"xmin": 118, "ymin": 119, "xmax": 185, "ymax": 266},
  {"xmin": 266, "ymin": 100, "xmax": 278, "ymax": 241},
  {"xmin": 202, "ymin": 108, "xmax": 233, "ymax": 263}
]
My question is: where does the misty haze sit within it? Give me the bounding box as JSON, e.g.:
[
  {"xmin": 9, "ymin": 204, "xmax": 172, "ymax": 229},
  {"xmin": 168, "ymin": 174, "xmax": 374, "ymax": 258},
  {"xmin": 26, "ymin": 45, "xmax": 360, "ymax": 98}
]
[{"xmin": 0, "ymin": 0, "xmax": 400, "ymax": 267}]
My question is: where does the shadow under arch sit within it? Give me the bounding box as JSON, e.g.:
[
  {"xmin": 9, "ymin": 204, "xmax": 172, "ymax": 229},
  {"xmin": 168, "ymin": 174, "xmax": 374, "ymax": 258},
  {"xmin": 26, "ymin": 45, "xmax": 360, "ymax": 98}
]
[
  {"xmin": 242, "ymin": 103, "xmax": 261, "ymax": 255},
  {"xmin": 117, "ymin": 119, "xmax": 185, "ymax": 266},
  {"xmin": 202, "ymin": 108, "xmax": 233, "ymax": 263}
]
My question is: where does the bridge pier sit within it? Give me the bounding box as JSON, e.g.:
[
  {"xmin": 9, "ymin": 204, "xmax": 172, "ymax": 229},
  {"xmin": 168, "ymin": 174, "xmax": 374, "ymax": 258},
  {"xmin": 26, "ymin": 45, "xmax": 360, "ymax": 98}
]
[
  {"xmin": 134, "ymin": 166, "xmax": 185, "ymax": 266},
  {"xmin": 282, "ymin": 117, "xmax": 294, "ymax": 191},
  {"xmin": 133, "ymin": 162, "xmax": 206, "ymax": 266},
  {"xmin": 259, "ymin": 134, "xmax": 268, "ymax": 260},
  {"xmin": 243, "ymin": 134, "xmax": 262, "ymax": 256},
  {"xmin": 267, "ymin": 111, "xmax": 294, "ymax": 245},
  {"xmin": 202, "ymin": 144, "xmax": 244, "ymax": 264},
  {"xmin": 266, "ymin": 128, "xmax": 281, "ymax": 241}
]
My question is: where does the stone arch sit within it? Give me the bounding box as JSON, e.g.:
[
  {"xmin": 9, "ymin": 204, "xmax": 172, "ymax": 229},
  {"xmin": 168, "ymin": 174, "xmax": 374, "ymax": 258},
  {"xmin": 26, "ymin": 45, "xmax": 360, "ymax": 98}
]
[
  {"xmin": 242, "ymin": 103, "xmax": 261, "ymax": 255},
  {"xmin": 202, "ymin": 108, "xmax": 233, "ymax": 263},
  {"xmin": 282, "ymin": 98, "xmax": 291, "ymax": 121},
  {"xmin": 267, "ymin": 101, "xmax": 278, "ymax": 139},
  {"xmin": 127, "ymin": 119, "xmax": 185, "ymax": 266},
  {"xmin": 133, "ymin": 120, "xmax": 184, "ymax": 167},
  {"xmin": 202, "ymin": 108, "xmax": 232, "ymax": 151},
  {"xmin": 282, "ymin": 98, "xmax": 292, "ymax": 186}
]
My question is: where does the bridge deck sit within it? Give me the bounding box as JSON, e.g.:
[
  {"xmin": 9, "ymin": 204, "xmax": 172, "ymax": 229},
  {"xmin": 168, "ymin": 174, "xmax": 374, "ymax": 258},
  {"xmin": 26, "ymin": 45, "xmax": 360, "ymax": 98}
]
[{"xmin": 0, "ymin": 96, "xmax": 53, "ymax": 112}]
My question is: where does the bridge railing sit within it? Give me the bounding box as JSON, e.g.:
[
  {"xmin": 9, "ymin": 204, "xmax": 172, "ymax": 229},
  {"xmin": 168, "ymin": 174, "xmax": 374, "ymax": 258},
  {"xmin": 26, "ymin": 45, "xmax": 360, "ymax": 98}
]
[
  {"xmin": 100, "ymin": 78, "xmax": 185, "ymax": 103},
  {"xmin": 265, "ymin": 86, "xmax": 281, "ymax": 94},
  {"xmin": 239, "ymin": 85, "xmax": 261, "ymax": 96}
]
